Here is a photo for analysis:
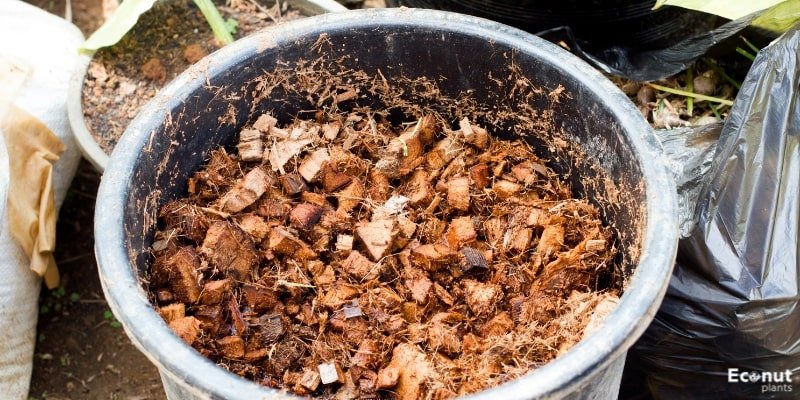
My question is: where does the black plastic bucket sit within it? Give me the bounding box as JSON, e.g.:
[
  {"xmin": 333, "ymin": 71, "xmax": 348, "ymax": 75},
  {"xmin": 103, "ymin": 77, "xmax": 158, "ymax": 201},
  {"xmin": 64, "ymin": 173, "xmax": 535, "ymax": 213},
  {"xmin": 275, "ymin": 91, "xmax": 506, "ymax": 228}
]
[
  {"xmin": 95, "ymin": 8, "xmax": 678, "ymax": 399},
  {"xmin": 387, "ymin": 0, "xmax": 715, "ymax": 49}
]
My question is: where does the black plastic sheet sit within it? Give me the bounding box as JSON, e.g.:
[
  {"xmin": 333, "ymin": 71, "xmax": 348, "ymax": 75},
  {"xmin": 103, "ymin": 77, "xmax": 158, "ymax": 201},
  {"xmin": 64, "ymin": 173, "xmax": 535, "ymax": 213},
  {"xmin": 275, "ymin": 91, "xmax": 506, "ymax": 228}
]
[
  {"xmin": 624, "ymin": 25, "xmax": 800, "ymax": 399},
  {"xmin": 538, "ymin": 11, "xmax": 762, "ymax": 81}
]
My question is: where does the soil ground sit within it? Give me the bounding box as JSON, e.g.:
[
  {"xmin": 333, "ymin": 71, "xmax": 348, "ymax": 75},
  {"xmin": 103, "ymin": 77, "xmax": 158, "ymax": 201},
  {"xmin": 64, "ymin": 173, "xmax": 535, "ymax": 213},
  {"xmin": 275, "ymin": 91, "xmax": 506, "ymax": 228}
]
[{"xmin": 29, "ymin": 160, "xmax": 167, "ymax": 400}]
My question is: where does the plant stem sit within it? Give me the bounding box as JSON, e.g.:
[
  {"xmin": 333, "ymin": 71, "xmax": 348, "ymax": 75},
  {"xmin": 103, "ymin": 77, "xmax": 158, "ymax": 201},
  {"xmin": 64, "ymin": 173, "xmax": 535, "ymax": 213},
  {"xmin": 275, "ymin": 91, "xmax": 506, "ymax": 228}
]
[
  {"xmin": 686, "ymin": 67, "xmax": 694, "ymax": 116},
  {"xmin": 740, "ymin": 35, "xmax": 761, "ymax": 54},
  {"xmin": 735, "ymin": 47, "xmax": 756, "ymax": 61},
  {"xmin": 710, "ymin": 104, "xmax": 722, "ymax": 120},
  {"xmin": 647, "ymin": 83, "xmax": 734, "ymax": 106},
  {"xmin": 193, "ymin": 0, "xmax": 234, "ymax": 45},
  {"xmin": 702, "ymin": 58, "xmax": 741, "ymax": 90}
]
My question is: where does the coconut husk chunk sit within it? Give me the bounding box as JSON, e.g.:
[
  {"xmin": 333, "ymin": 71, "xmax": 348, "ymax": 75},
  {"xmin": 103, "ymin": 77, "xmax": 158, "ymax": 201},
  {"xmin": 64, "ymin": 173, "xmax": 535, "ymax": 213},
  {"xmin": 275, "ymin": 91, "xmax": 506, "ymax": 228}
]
[
  {"xmin": 267, "ymin": 138, "xmax": 313, "ymax": 173},
  {"xmin": 169, "ymin": 316, "xmax": 201, "ymax": 345},
  {"xmin": 159, "ymin": 303, "xmax": 185, "ymax": 323},
  {"xmin": 253, "ymin": 113, "xmax": 278, "ymax": 133},
  {"xmin": 322, "ymin": 121, "xmax": 341, "ymax": 141},
  {"xmin": 319, "ymin": 280, "xmax": 361, "ymax": 309},
  {"xmin": 279, "ymin": 172, "xmax": 309, "ymax": 196},
  {"xmin": 525, "ymin": 207, "xmax": 547, "ymax": 228},
  {"xmin": 356, "ymin": 219, "xmax": 396, "ymax": 261},
  {"xmin": 336, "ymin": 178, "xmax": 365, "ymax": 214},
  {"xmin": 320, "ymin": 163, "xmax": 352, "ymax": 193},
  {"xmin": 513, "ymin": 160, "xmax": 548, "ymax": 184},
  {"xmin": 198, "ymin": 279, "xmax": 231, "ymax": 305},
  {"xmin": 308, "ymin": 260, "xmax": 336, "ymax": 286},
  {"xmin": 236, "ymin": 214, "xmax": 270, "ymax": 241},
  {"xmin": 217, "ymin": 335, "xmax": 245, "ymax": 359},
  {"xmin": 380, "ymin": 343, "xmax": 436, "ymax": 400},
  {"xmin": 409, "ymin": 243, "xmax": 458, "ymax": 272},
  {"xmin": 536, "ymin": 222, "xmax": 565, "ymax": 258},
  {"xmin": 492, "ymin": 179, "xmax": 521, "ymax": 199},
  {"xmin": 405, "ymin": 170, "xmax": 434, "ymax": 207},
  {"xmin": 404, "ymin": 272, "xmax": 433, "ymax": 304},
  {"xmin": 426, "ymin": 321, "xmax": 461, "ymax": 355},
  {"xmin": 503, "ymin": 226, "xmax": 533, "ymax": 255},
  {"xmin": 469, "ymin": 163, "xmax": 491, "ymax": 189},
  {"xmin": 585, "ymin": 239, "xmax": 606, "ymax": 253},
  {"xmin": 290, "ymin": 203, "xmax": 324, "ymax": 230},
  {"xmin": 268, "ymin": 227, "xmax": 317, "ymax": 260},
  {"xmin": 351, "ymin": 338, "xmax": 381, "ymax": 369},
  {"xmin": 375, "ymin": 119, "xmax": 430, "ymax": 177},
  {"xmin": 242, "ymin": 283, "xmax": 277, "ymax": 313},
  {"xmin": 297, "ymin": 368, "xmax": 322, "ymax": 392},
  {"xmin": 459, "ymin": 117, "xmax": 489, "ymax": 149},
  {"xmin": 426, "ymin": 135, "xmax": 461, "ymax": 172},
  {"xmin": 218, "ymin": 167, "xmax": 270, "ymax": 213},
  {"xmin": 201, "ymin": 221, "xmax": 259, "ymax": 280},
  {"xmin": 368, "ymin": 169, "xmax": 392, "ymax": 203},
  {"xmin": 480, "ymin": 312, "xmax": 514, "ymax": 338},
  {"xmin": 446, "ymin": 176, "xmax": 470, "ymax": 211},
  {"xmin": 342, "ymin": 250, "xmax": 381, "ymax": 281},
  {"xmin": 237, "ymin": 128, "xmax": 263, "ymax": 162},
  {"xmin": 460, "ymin": 247, "xmax": 489, "ymax": 273},
  {"xmin": 463, "ymin": 279, "xmax": 503, "ymax": 317},
  {"xmin": 158, "ymin": 246, "xmax": 202, "ymax": 304},
  {"xmin": 443, "ymin": 216, "xmax": 477, "ymax": 249},
  {"xmin": 298, "ymin": 148, "xmax": 330, "ymax": 182}
]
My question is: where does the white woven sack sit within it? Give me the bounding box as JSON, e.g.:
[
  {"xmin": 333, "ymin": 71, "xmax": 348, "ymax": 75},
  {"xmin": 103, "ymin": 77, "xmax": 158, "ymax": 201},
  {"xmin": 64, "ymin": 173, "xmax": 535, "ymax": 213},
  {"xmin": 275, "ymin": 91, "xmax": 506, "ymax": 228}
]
[{"xmin": 0, "ymin": 2, "xmax": 83, "ymax": 398}]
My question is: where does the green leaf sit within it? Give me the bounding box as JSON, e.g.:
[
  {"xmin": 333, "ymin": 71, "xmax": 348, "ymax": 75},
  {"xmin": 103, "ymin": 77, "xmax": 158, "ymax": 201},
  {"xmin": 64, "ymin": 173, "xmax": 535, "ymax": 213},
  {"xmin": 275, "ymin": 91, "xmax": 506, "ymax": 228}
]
[
  {"xmin": 752, "ymin": 0, "xmax": 800, "ymax": 32},
  {"xmin": 653, "ymin": 0, "xmax": 786, "ymax": 21},
  {"xmin": 224, "ymin": 17, "xmax": 239, "ymax": 35},
  {"xmin": 193, "ymin": 0, "xmax": 234, "ymax": 45},
  {"xmin": 80, "ymin": 0, "xmax": 158, "ymax": 52}
]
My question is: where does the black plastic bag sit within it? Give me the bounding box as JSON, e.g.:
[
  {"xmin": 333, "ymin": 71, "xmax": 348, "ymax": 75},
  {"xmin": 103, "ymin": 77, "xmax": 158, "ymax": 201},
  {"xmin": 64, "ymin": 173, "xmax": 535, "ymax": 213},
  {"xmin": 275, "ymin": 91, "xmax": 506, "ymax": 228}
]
[
  {"xmin": 537, "ymin": 11, "xmax": 761, "ymax": 81},
  {"xmin": 623, "ymin": 25, "xmax": 800, "ymax": 399}
]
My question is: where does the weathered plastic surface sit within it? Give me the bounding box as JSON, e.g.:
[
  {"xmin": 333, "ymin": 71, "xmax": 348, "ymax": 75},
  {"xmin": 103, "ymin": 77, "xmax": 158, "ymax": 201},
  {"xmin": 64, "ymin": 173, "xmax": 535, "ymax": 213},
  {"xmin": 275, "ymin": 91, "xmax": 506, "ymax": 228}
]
[
  {"xmin": 624, "ymin": 26, "xmax": 800, "ymax": 399},
  {"xmin": 94, "ymin": 8, "xmax": 679, "ymax": 400}
]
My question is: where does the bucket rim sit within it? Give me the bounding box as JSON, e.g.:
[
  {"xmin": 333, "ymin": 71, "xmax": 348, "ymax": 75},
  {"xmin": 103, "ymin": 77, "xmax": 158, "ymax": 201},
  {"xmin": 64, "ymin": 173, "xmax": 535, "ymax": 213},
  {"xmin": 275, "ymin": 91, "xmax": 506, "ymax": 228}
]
[{"xmin": 95, "ymin": 8, "xmax": 678, "ymax": 399}]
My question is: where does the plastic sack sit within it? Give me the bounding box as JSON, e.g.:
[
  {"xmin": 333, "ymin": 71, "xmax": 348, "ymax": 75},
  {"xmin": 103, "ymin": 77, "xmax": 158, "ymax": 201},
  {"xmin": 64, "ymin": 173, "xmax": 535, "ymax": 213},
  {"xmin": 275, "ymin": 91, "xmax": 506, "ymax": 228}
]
[
  {"xmin": 0, "ymin": 1, "xmax": 83, "ymax": 398},
  {"xmin": 653, "ymin": 123, "xmax": 721, "ymax": 237},
  {"xmin": 623, "ymin": 25, "xmax": 800, "ymax": 399}
]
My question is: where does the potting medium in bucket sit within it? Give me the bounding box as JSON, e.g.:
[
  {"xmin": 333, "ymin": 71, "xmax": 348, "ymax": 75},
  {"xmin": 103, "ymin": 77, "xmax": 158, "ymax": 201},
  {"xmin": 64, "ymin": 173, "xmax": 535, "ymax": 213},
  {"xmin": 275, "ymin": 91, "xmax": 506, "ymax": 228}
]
[{"xmin": 95, "ymin": 8, "xmax": 678, "ymax": 400}]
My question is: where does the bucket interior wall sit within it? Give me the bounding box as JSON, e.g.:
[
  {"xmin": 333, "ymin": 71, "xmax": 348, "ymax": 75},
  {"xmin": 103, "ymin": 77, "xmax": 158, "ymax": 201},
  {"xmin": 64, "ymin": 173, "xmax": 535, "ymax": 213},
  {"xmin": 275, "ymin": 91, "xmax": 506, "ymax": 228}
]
[{"xmin": 122, "ymin": 24, "xmax": 645, "ymax": 298}]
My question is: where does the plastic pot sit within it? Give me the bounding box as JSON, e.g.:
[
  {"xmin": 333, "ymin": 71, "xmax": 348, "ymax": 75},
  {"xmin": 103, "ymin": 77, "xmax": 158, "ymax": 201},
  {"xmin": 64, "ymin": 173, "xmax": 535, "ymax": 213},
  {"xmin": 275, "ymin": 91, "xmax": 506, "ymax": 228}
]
[
  {"xmin": 67, "ymin": 0, "xmax": 347, "ymax": 172},
  {"xmin": 95, "ymin": 8, "xmax": 678, "ymax": 400},
  {"xmin": 386, "ymin": 0, "xmax": 715, "ymax": 50}
]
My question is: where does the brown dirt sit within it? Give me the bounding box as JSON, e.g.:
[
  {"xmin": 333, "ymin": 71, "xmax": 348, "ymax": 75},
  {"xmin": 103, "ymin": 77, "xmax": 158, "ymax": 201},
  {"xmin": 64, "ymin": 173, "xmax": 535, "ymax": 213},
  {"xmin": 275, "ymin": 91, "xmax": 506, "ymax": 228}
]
[
  {"xmin": 30, "ymin": 161, "xmax": 166, "ymax": 400},
  {"xmin": 148, "ymin": 102, "xmax": 622, "ymax": 398},
  {"xmin": 612, "ymin": 61, "xmax": 740, "ymax": 129},
  {"xmin": 81, "ymin": 0, "xmax": 302, "ymax": 155}
]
